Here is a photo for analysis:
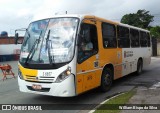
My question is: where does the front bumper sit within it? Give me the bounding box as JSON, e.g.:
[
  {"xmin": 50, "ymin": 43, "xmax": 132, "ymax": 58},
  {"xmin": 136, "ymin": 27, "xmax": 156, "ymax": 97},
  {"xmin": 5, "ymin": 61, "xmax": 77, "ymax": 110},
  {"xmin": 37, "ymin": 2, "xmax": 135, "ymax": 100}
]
[{"xmin": 18, "ymin": 74, "xmax": 76, "ymax": 97}]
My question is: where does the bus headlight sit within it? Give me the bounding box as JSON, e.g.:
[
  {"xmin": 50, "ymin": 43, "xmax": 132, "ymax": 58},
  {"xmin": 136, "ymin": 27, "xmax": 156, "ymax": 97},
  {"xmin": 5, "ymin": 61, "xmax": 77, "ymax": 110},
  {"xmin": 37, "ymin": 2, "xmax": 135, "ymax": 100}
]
[
  {"xmin": 55, "ymin": 67, "xmax": 71, "ymax": 82},
  {"xmin": 18, "ymin": 68, "xmax": 24, "ymax": 80}
]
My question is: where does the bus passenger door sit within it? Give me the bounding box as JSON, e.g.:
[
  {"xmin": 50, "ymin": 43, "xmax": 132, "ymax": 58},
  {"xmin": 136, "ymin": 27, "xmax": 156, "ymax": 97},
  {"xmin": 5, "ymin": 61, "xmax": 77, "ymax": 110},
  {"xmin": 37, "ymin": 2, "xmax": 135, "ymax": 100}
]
[{"xmin": 76, "ymin": 20, "xmax": 100, "ymax": 94}]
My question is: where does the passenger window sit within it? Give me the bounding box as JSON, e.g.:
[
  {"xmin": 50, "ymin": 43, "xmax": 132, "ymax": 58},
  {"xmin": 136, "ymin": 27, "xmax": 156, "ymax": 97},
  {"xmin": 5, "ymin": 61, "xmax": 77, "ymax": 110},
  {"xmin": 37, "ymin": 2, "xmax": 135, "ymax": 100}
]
[
  {"xmin": 130, "ymin": 29, "xmax": 140, "ymax": 47},
  {"xmin": 78, "ymin": 23, "xmax": 98, "ymax": 63},
  {"xmin": 102, "ymin": 23, "xmax": 117, "ymax": 48},
  {"xmin": 147, "ymin": 33, "xmax": 151, "ymax": 47},
  {"xmin": 140, "ymin": 31, "xmax": 148, "ymax": 47},
  {"xmin": 117, "ymin": 26, "xmax": 130, "ymax": 48}
]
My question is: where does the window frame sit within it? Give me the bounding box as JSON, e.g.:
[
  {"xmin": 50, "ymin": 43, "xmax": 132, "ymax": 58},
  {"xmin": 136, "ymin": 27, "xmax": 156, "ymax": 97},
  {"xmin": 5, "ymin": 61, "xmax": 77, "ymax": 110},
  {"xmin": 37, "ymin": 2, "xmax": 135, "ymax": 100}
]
[
  {"xmin": 140, "ymin": 31, "xmax": 148, "ymax": 47},
  {"xmin": 130, "ymin": 28, "xmax": 140, "ymax": 48},
  {"xmin": 117, "ymin": 25, "xmax": 130, "ymax": 48},
  {"xmin": 147, "ymin": 32, "xmax": 151, "ymax": 47},
  {"xmin": 102, "ymin": 22, "xmax": 117, "ymax": 48},
  {"xmin": 77, "ymin": 23, "xmax": 99, "ymax": 64}
]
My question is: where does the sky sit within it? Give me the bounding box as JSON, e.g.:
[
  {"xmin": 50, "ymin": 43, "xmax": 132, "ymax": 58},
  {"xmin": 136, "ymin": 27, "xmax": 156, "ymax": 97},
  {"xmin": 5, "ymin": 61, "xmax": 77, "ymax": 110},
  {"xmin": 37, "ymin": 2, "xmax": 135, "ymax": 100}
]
[{"xmin": 0, "ymin": 0, "xmax": 160, "ymax": 36}]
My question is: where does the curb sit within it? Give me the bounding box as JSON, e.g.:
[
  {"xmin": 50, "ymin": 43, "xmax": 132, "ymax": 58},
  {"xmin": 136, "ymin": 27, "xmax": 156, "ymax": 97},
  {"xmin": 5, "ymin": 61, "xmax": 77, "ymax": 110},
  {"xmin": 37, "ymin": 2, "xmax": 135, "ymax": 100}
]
[{"xmin": 88, "ymin": 92, "xmax": 126, "ymax": 113}]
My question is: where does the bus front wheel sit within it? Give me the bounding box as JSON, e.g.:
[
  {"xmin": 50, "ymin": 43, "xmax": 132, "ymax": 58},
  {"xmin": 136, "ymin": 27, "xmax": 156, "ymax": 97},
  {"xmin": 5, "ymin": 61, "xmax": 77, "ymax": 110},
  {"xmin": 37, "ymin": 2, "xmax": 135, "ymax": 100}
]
[{"xmin": 100, "ymin": 68, "xmax": 113, "ymax": 92}]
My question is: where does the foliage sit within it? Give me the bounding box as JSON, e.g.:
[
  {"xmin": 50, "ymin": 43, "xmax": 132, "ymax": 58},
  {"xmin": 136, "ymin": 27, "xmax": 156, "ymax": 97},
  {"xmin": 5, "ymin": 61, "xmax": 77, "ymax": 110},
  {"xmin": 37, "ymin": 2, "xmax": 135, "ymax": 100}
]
[
  {"xmin": 150, "ymin": 26, "xmax": 160, "ymax": 38},
  {"xmin": 121, "ymin": 9, "xmax": 154, "ymax": 29}
]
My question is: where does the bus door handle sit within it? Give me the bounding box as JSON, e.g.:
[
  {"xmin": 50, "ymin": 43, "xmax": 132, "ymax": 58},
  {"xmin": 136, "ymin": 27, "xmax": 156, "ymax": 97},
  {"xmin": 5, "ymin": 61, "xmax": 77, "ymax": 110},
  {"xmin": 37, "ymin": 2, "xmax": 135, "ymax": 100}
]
[{"xmin": 94, "ymin": 61, "xmax": 99, "ymax": 68}]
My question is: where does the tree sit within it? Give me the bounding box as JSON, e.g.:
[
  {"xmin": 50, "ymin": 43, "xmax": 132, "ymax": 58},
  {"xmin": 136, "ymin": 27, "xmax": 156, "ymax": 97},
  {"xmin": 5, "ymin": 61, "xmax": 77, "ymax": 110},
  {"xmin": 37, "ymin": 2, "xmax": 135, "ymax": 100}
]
[
  {"xmin": 121, "ymin": 9, "xmax": 154, "ymax": 29},
  {"xmin": 150, "ymin": 26, "xmax": 160, "ymax": 38}
]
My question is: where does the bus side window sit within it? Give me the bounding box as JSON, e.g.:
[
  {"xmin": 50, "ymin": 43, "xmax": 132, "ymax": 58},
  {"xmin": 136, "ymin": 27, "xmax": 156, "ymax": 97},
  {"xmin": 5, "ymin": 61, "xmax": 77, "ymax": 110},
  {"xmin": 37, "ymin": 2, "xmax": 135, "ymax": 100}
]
[
  {"xmin": 102, "ymin": 23, "xmax": 117, "ymax": 48},
  {"xmin": 78, "ymin": 23, "xmax": 98, "ymax": 63},
  {"xmin": 117, "ymin": 26, "xmax": 130, "ymax": 48},
  {"xmin": 140, "ymin": 31, "xmax": 148, "ymax": 47},
  {"xmin": 147, "ymin": 33, "xmax": 151, "ymax": 47},
  {"xmin": 130, "ymin": 29, "xmax": 140, "ymax": 47}
]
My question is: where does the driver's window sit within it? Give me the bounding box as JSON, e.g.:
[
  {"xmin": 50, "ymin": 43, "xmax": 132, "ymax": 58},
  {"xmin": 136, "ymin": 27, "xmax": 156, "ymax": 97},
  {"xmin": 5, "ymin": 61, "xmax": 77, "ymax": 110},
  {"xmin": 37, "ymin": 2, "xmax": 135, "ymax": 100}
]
[{"xmin": 78, "ymin": 23, "xmax": 98, "ymax": 63}]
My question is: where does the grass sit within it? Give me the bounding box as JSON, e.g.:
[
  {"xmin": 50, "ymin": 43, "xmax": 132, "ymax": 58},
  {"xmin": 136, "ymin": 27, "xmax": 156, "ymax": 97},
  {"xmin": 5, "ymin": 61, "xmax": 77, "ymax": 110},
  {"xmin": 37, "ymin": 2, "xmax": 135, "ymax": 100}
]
[{"xmin": 94, "ymin": 89, "xmax": 136, "ymax": 113}]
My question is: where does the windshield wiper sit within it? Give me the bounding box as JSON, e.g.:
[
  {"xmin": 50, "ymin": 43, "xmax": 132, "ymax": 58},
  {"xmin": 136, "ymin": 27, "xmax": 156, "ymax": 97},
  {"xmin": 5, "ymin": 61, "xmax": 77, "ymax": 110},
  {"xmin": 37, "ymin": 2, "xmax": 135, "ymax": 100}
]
[
  {"xmin": 25, "ymin": 31, "xmax": 42, "ymax": 64},
  {"xmin": 46, "ymin": 30, "xmax": 54, "ymax": 65}
]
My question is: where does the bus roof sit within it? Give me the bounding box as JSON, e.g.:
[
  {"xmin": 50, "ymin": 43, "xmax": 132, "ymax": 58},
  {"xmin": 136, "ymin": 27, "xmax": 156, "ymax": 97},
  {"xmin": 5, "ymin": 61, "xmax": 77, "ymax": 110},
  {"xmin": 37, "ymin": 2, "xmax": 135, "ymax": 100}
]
[
  {"xmin": 32, "ymin": 14, "xmax": 149, "ymax": 32},
  {"xmin": 119, "ymin": 23, "xmax": 149, "ymax": 32},
  {"xmin": 84, "ymin": 15, "xmax": 149, "ymax": 32}
]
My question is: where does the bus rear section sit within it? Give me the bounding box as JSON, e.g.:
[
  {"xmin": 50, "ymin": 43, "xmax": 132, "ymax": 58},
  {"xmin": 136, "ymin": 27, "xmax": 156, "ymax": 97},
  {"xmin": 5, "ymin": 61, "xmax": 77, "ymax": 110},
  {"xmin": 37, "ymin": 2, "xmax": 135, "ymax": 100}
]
[{"xmin": 75, "ymin": 16, "xmax": 151, "ymax": 95}]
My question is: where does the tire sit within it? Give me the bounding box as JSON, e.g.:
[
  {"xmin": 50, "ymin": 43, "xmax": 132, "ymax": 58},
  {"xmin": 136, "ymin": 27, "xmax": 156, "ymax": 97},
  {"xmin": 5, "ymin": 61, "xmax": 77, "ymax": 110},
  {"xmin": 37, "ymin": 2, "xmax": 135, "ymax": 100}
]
[
  {"xmin": 136, "ymin": 59, "xmax": 143, "ymax": 75},
  {"xmin": 100, "ymin": 68, "xmax": 113, "ymax": 92}
]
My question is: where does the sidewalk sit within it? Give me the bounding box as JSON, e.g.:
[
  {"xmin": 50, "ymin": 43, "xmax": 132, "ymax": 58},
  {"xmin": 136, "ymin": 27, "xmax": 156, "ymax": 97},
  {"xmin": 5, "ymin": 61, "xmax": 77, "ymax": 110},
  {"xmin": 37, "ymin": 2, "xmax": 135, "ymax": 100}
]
[
  {"xmin": 120, "ymin": 84, "xmax": 160, "ymax": 113},
  {"xmin": 0, "ymin": 61, "xmax": 18, "ymax": 81}
]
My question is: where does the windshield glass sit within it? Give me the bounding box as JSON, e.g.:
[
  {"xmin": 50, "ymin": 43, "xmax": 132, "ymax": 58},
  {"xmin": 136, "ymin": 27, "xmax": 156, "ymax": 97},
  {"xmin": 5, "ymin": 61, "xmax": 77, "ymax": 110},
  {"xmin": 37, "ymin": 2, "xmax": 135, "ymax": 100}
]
[{"xmin": 20, "ymin": 18, "xmax": 79, "ymax": 64}]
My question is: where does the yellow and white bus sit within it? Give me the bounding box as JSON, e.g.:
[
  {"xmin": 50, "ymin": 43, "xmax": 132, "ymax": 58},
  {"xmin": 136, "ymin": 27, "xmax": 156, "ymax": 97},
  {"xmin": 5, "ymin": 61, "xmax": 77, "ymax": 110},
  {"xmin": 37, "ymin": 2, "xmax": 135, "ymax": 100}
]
[{"xmin": 16, "ymin": 14, "xmax": 151, "ymax": 97}]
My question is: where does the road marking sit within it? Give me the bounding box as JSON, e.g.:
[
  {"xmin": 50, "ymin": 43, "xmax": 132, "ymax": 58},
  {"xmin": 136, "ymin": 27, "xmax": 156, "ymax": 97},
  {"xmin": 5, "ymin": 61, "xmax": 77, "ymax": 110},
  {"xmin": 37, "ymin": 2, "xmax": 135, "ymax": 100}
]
[
  {"xmin": 88, "ymin": 92, "xmax": 125, "ymax": 113},
  {"xmin": 149, "ymin": 82, "xmax": 160, "ymax": 89}
]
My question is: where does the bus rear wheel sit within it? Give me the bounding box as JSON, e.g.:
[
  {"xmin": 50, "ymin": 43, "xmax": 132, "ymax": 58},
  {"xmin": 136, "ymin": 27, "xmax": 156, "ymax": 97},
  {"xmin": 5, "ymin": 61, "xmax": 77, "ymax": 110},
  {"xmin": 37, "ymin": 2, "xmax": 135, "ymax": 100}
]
[
  {"xmin": 100, "ymin": 68, "xmax": 113, "ymax": 92},
  {"xmin": 136, "ymin": 59, "xmax": 143, "ymax": 75}
]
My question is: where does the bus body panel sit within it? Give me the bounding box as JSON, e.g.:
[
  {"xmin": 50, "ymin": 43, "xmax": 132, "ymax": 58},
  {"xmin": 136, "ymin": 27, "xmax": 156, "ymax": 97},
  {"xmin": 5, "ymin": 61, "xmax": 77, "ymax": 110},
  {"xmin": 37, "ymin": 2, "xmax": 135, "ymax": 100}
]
[
  {"xmin": 76, "ymin": 19, "xmax": 123, "ymax": 95},
  {"xmin": 18, "ymin": 58, "xmax": 77, "ymax": 97},
  {"xmin": 19, "ymin": 65, "xmax": 38, "ymax": 78},
  {"xmin": 96, "ymin": 20, "xmax": 123, "ymax": 80},
  {"xmin": 122, "ymin": 47, "xmax": 151, "ymax": 76},
  {"xmin": 18, "ymin": 74, "xmax": 76, "ymax": 97},
  {"xmin": 17, "ymin": 14, "xmax": 151, "ymax": 97},
  {"xmin": 99, "ymin": 48, "xmax": 123, "ymax": 80},
  {"xmin": 76, "ymin": 58, "xmax": 102, "ymax": 94}
]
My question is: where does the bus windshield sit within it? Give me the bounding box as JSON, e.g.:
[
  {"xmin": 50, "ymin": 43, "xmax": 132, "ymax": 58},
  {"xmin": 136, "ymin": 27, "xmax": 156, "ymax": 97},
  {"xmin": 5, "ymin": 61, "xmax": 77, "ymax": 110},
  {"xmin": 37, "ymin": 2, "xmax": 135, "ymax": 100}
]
[{"xmin": 20, "ymin": 18, "xmax": 79, "ymax": 64}]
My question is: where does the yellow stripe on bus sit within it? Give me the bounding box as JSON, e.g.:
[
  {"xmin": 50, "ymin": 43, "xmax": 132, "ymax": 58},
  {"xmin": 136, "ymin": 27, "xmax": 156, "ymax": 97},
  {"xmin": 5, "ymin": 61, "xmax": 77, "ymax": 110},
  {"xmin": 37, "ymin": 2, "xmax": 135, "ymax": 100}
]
[{"xmin": 18, "ymin": 64, "xmax": 38, "ymax": 79}]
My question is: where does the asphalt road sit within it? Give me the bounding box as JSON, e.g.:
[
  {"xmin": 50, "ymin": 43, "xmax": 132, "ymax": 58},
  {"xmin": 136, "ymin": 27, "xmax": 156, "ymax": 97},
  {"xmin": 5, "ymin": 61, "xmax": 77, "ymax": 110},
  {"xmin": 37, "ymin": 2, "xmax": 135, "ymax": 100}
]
[{"xmin": 0, "ymin": 57, "xmax": 160, "ymax": 113}]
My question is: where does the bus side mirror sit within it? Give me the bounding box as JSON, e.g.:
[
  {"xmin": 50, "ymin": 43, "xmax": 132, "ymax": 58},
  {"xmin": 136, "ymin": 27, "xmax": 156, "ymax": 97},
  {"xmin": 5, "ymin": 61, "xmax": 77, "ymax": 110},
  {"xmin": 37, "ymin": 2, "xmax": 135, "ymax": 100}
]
[
  {"xmin": 15, "ymin": 33, "xmax": 19, "ymax": 44},
  {"xmin": 15, "ymin": 33, "xmax": 23, "ymax": 44}
]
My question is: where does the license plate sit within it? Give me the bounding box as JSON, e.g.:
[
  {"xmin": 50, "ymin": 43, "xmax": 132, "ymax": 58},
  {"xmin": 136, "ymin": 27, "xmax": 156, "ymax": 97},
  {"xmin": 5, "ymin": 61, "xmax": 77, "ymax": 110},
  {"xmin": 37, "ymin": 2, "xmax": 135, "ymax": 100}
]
[{"xmin": 32, "ymin": 84, "xmax": 42, "ymax": 90}]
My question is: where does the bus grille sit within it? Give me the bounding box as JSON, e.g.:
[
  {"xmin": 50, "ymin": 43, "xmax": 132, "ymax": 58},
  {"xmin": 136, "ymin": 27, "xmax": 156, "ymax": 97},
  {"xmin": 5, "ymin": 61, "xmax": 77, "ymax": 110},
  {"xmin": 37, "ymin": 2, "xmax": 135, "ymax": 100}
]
[{"xmin": 25, "ymin": 75, "xmax": 55, "ymax": 83}]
